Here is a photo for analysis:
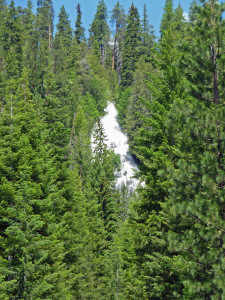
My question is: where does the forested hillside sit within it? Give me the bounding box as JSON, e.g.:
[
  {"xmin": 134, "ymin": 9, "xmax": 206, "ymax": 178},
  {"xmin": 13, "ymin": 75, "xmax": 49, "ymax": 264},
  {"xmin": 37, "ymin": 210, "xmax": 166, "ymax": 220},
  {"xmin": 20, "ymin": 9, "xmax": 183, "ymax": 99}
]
[{"xmin": 0, "ymin": 0, "xmax": 225, "ymax": 298}]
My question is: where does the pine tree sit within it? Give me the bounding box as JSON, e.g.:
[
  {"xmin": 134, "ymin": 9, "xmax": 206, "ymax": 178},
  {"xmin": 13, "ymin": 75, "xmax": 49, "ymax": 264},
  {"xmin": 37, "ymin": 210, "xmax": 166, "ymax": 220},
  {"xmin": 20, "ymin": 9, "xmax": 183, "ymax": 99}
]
[
  {"xmin": 53, "ymin": 5, "xmax": 72, "ymax": 74},
  {"xmin": 160, "ymin": 0, "xmax": 174, "ymax": 38},
  {"xmin": 68, "ymin": 105, "xmax": 91, "ymax": 179},
  {"xmin": 119, "ymin": 2, "xmax": 187, "ymax": 297},
  {"xmin": 163, "ymin": 1, "xmax": 225, "ymax": 297},
  {"xmin": 140, "ymin": 4, "xmax": 155, "ymax": 58},
  {"xmin": 60, "ymin": 166, "xmax": 96, "ymax": 298},
  {"xmin": 0, "ymin": 69, "xmax": 72, "ymax": 298},
  {"xmin": 2, "ymin": 0, "xmax": 22, "ymax": 78},
  {"xmin": 21, "ymin": 0, "xmax": 38, "ymax": 91},
  {"xmin": 35, "ymin": 0, "xmax": 54, "ymax": 95},
  {"xmin": 159, "ymin": 2, "xmax": 185, "ymax": 98},
  {"xmin": 37, "ymin": 0, "xmax": 54, "ymax": 48},
  {"xmin": 81, "ymin": 52, "xmax": 110, "ymax": 114},
  {"xmin": 179, "ymin": 0, "xmax": 225, "ymax": 104},
  {"xmin": 0, "ymin": 0, "xmax": 128, "ymax": 298},
  {"xmin": 164, "ymin": 96, "xmax": 225, "ymax": 299},
  {"xmin": 110, "ymin": 2, "xmax": 126, "ymax": 78},
  {"xmin": 120, "ymin": 4, "xmax": 142, "ymax": 89},
  {"xmin": 89, "ymin": 0, "xmax": 110, "ymax": 65},
  {"xmin": 74, "ymin": 3, "xmax": 85, "ymax": 44},
  {"xmin": 125, "ymin": 59, "xmax": 154, "ymax": 153},
  {"xmin": 56, "ymin": 5, "xmax": 72, "ymax": 45},
  {"xmin": 91, "ymin": 119, "xmax": 118, "ymax": 233}
]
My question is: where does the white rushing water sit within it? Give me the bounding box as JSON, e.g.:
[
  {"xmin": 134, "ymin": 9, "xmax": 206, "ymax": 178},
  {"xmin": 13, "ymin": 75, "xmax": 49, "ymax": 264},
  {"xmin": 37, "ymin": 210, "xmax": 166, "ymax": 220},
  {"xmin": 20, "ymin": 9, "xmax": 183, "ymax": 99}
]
[{"xmin": 92, "ymin": 102, "xmax": 140, "ymax": 194}]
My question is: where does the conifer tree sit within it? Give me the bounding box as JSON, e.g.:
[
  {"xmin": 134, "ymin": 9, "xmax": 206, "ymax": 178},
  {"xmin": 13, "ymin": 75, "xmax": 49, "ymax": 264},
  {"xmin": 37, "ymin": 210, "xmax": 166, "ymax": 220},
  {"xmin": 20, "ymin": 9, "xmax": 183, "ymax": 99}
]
[
  {"xmin": 142, "ymin": 4, "xmax": 149, "ymax": 41},
  {"xmin": 60, "ymin": 166, "xmax": 103, "ymax": 299},
  {"xmin": 163, "ymin": 1, "xmax": 225, "ymax": 297},
  {"xmin": 111, "ymin": 2, "xmax": 126, "ymax": 78},
  {"xmin": 119, "ymin": 2, "xmax": 186, "ymax": 297},
  {"xmin": 35, "ymin": 0, "xmax": 54, "ymax": 96},
  {"xmin": 125, "ymin": 59, "xmax": 154, "ymax": 152},
  {"xmin": 56, "ymin": 5, "xmax": 72, "ymax": 45},
  {"xmin": 74, "ymin": 3, "xmax": 85, "ymax": 44},
  {"xmin": 120, "ymin": 4, "xmax": 141, "ymax": 89},
  {"xmin": 0, "ymin": 69, "xmax": 72, "ymax": 298},
  {"xmin": 0, "ymin": 0, "xmax": 122, "ymax": 298},
  {"xmin": 179, "ymin": 0, "xmax": 225, "ymax": 103},
  {"xmin": 164, "ymin": 97, "xmax": 225, "ymax": 298},
  {"xmin": 89, "ymin": 0, "xmax": 110, "ymax": 64},
  {"xmin": 53, "ymin": 5, "xmax": 72, "ymax": 74},
  {"xmin": 37, "ymin": 0, "xmax": 54, "ymax": 48},
  {"xmin": 159, "ymin": 1, "xmax": 185, "ymax": 96},
  {"xmin": 68, "ymin": 105, "xmax": 91, "ymax": 179},
  {"xmin": 21, "ymin": 1, "xmax": 35, "ymax": 54},
  {"xmin": 21, "ymin": 0, "xmax": 38, "ymax": 91},
  {"xmin": 140, "ymin": 4, "xmax": 155, "ymax": 58},
  {"xmin": 2, "ymin": 0, "xmax": 22, "ymax": 78},
  {"xmin": 160, "ymin": 0, "xmax": 174, "ymax": 38},
  {"xmin": 5, "ymin": 0, "xmax": 225, "ymax": 298},
  {"xmin": 0, "ymin": 0, "xmax": 6, "ymax": 10},
  {"xmin": 91, "ymin": 119, "xmax": 118, "ymax": 233}
]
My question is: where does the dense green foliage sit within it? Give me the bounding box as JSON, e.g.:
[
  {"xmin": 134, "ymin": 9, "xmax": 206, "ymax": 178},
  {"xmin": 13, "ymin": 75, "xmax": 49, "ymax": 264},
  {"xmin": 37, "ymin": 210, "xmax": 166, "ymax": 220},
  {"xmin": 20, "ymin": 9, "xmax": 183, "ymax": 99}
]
[
  {"xmin": 120, "ymin": 3, "xmax": 142, "ymax": 90},
  {"xmin": 89, "ymin": 0, "xmax": 110, "ymax": 65},
  {"xmin": 0, "ymin": 0, "xmax": 225, "ymax": 298}
]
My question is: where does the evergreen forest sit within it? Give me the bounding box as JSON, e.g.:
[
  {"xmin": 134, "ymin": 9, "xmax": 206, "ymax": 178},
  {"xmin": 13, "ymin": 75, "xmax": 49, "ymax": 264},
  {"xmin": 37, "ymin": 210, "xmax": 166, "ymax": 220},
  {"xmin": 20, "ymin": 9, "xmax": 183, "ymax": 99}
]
[{"xmin": 0, "ymin": 0, "xmax": 225, "ymax": 298}]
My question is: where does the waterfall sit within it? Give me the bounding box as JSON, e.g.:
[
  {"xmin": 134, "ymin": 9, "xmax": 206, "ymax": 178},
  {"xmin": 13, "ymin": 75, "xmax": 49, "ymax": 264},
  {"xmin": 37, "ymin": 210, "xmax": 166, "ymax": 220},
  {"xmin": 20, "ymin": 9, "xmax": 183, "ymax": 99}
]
[{"xmin": 92, "ymin": 102, "xmax": 140, "ymax": 194}]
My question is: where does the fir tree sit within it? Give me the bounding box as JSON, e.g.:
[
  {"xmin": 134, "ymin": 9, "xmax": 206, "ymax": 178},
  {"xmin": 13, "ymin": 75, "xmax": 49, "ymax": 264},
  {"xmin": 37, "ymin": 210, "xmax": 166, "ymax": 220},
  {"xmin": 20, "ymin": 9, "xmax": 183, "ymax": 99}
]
[
  {"xmin": 68, "ymin": 105, "xmax": 91, "ymax": 179},
  {"xmin": 163, "ymin": 1, "xmax": 225, "ymax": 297},
  {"xmin": 2, "ymin": 0, "xmax": 22, "ymax": 78},
  {"xmin": 56, "ymin": 5, "xmax": 72, "ymax": 44},
  {"xmin": 21, "ymin": 0, "xmax": 38, "ymax": 91},
  {"xmin": 119, "ymin": 2, "xmax": 186, "ymax": 297},
  {"xmin": 160, "ymin": 0, "xmax": 174, "ymax": 38},
  {"xmin": 110, "ymin": 2, "xmax": 126, "ymax": 78},
  {"xmin": 91, "ymin": 119, "xmax": 118, "ymax": 233},
  {"xmin": 74, "ymin": 3, "xmax": 85, "ymax": 44},
  {"xmin": 120, "ymin": 4, "xmax": 141, "ymax": 89},
  {"xmin": 0, "ymin": 70, "xmax": 72, "ymax": 298},
  {"xmin": 179, "ymin": 0, "xmax": 225, "ymax": 103},
  {"xmin": 36, "ymin": 0, "xmax": 54, "ymax": 96},
  {"xmin": 89, "ymin": 0, "xmax": 110, "ymax": 65},
  {"xmin": 37, "ymin": 0, "xmax": 54, "ymax": 48},
  {"xmin": 140, "ymin": 4, "xmax": 155, "ymax": 58},
  {"xmin": 53, "ymin": 5, "xmax": 72, "ymax": 74},
  {"xmin": 165, "ymin": 95, "xmax": 225, "ymax": 298}
]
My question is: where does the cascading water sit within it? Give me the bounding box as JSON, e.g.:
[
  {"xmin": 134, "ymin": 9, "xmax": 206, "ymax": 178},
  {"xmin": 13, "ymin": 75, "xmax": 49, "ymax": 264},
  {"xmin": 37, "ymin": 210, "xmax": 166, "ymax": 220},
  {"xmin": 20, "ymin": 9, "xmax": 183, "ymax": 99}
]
[{"xmin": 92, "ymin": 102, "xmax": 140, "ymax": 194}]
